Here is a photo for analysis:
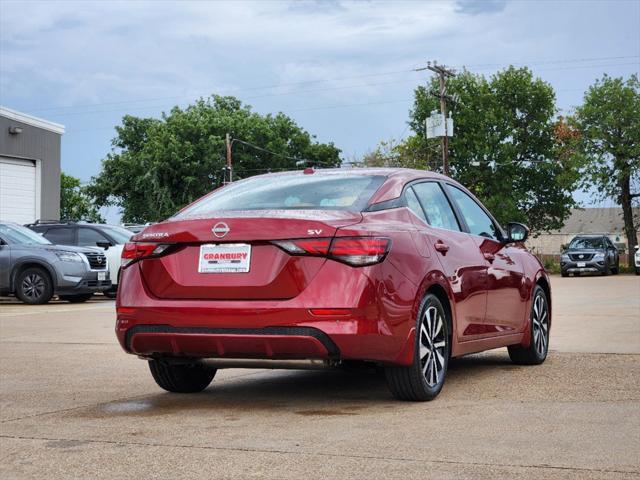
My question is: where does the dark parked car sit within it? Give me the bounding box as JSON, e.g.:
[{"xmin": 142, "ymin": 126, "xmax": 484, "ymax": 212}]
[
  {"xmin": 560, "ymin": 234, "xmax": 619, "ymax": 277},
  {"xmin": 0, "ymin": 222, "xmax": 110, "ymax": 304},
  {"xmin": 116, "ymin": 168, "xmax": 551, "ymax": 401}
]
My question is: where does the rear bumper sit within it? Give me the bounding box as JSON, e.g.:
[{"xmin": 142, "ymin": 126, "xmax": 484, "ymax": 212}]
[
  {"xmin": 116, "ymin": 259, "xmax": 417, "ymax": 365},
  {"xmin": 123, "ymin": 325, "xmax": 339, "ymax": 359}
]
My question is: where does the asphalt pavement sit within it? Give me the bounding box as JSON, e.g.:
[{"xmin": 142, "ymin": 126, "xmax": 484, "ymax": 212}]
[{"xmin": 1, "ymin": 275, "xmax": 639, "ymax": 479}]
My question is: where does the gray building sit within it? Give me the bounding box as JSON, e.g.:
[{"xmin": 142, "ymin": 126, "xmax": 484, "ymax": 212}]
[{"xmin": 0, "ymin": 107, "xmax": 65, "ymax": 223}]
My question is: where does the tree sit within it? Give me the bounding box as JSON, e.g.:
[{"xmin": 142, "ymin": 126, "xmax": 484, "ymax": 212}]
[
  {"xmin": 402, "ymin": 67, "xmax": 580, "ymax": 232},
  {"xmin": 60, "ymin": 173, "xmax": 104, "ymax": 223},
  {"xmin": 573, "ymin": 74, "xmax": 640, "ymax": 265},
  {"xmin": 88, "ymin": 96, "xmax": 341, "ymax": 222}
]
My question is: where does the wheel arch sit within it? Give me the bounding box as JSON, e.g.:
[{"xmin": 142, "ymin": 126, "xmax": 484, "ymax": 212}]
[
  {"xmin": 394, "ymin": 269, "xmax": 456, "ymax": 365},
  {"xmin": 11, "ymin": 261, "xmax": 57, "ymax": 293},
  {"xmin": 534, "ymin": 270, "xmax": 552, "ymax": 328}
]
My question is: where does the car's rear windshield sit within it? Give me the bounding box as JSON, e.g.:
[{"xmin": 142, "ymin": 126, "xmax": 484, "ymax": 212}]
[
  {"xmin": 569, "ymin": 237, "xmax": 605, "ymax": 249},
  {"xmin": 175, "ymin": 174, "xmax": 386, "ymax": 217}
]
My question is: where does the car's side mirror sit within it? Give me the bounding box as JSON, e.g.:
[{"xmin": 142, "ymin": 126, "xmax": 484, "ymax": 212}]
[
  {"xmin": 506, "ymin": 222, "xmax": 529, "ymax": 243},
  {"xmin": 96, "ymin": 241, "xmax": 113, "ymax": 250}
]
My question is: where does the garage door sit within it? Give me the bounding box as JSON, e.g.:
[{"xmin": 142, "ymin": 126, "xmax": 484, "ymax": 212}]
[{"xmin": 0, "ymin": 157, "xmax": 39, "ymax": 224}]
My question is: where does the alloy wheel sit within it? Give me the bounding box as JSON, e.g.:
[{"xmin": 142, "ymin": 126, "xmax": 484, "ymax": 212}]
[
  {"xmin": 419, "ymin": 305, "xmax": 447, "ymax": 387},
  {"xmin": 532, "ymin": 293, "xmax": 548, "ymax": 357},
  {"xmin": 22, "ymin": 273, "xmax": 45, "ymax": 300}
]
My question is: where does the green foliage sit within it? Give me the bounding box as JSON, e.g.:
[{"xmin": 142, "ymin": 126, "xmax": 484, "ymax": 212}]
[
  {"xmin": 88, "ymin": 95, "xmax": 341, "ymax": 222},
  {"xmin": 60, "ymin": 173, "xmax": 104, "ymax": 223},
  {"xmin": 572, "ymin": 74, "xmax": 639, "ymax": 264},
  {"xmin": 399, "ymin": 66, "xmax": 580, "ymax": 232}
]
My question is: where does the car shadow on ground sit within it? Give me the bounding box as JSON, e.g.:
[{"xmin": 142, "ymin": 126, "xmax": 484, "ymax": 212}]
[{"xmin": 95, "ymin": 352, "xmax": 517, "ymax": 417}]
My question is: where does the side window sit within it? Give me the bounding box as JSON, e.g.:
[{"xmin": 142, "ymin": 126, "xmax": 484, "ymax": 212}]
[
  {"xmin": 404, "ymin": 188, "xmax": 427, "ymax": 223},
  {"xmin": 78, "ymin": 228, "xmax": 109, "ymax": 247},
  {"xmin": 446, "ymin": 185, "xmax": 499, "ymax": 240},
  {"xmin": 411, "ymin": 182, "xmax": 461, "ymax": 232},
  {"xmin": 44, "ymin": 227, "xmax": 75, "ymax": 245}
]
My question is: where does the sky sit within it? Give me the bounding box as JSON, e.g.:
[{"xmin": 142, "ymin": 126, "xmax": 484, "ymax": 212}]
[{"xmin": 1, "ymin": 0, "xmax": 639, "ymax": 220}]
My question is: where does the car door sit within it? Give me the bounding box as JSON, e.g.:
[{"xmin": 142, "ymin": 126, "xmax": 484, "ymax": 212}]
[
  {"xmin": 444, "ymin": 184, "xmax": 528, "ymax": 335},
  {"xmin": 409, "ymin": 181, "xmax": 489, "ymax": 341}
]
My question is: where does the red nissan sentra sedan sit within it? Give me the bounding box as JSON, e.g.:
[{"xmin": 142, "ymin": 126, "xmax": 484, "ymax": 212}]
[{"xmin": 116, "ymin": 168, "xmax": 550, "ymax": 401}]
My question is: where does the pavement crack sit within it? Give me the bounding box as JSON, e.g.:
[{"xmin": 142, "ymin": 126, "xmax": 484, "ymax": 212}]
[{"xmin": 1, "ymin": 433, "xmax": 637, "ymax": 475}]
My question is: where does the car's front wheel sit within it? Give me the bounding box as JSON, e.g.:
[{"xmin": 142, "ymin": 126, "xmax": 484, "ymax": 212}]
[
  {"xmin": 149, "ymin": 360, "xmax": 217, "ymax": 393},
  {"xmin": 508, "ymin": 285, "xmax": 549, "ymax": 365},
  {"xmin": 15, "ymin": 267, "xmax": 53, "ymax": 305},
  {"xmin": 385, "ymin": 293, "xmax": 450, "ymax": 401}
]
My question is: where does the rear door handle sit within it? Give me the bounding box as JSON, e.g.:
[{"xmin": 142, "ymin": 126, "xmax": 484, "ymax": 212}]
[
  {"xmin": 434, "ymin": 241, "xmax": 450, "ymax": 255},
  {"xmin": 483, "ymin": 252, "xmax": 495, "ymax": 262}
]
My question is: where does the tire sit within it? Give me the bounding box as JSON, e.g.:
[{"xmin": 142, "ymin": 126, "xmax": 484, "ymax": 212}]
[
  {"xmin": 59, "ymin": 294, "xmax": 93, "ymax": 303},
  {"xmin": 508, "ymin": 285, "xmax": 549, "ymax": 365},
  {"xmin": 103, "ymin": 288, "xmax": 117, "ymax": 299},
  {"xmin": 561, "ymin": 270, "xmax": 568, "ymax": 277},
  {"xmin": 15, "ymin": 267, "xmax": 53, "ymax": 305},
  {"xmin": 385, "ymin": 293, "xmax": 450, "ymax": 401},
  {"xmin": 635, "ymin": 267, "xmax": 640, "ymax": 276},
  {"xmin": 601, "ymin": 261, "xmax": 610, "ymax": 276},
  {"xmin": 612, "ymin": 262, "xmax": 619, "ymax": 275},
  {"xmin": 149, "ymin": 360, "xmax": 216, "ymax": 393}
]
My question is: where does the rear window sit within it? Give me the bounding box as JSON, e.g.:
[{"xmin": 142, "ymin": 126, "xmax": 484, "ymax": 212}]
[{"xmin": 176, "ymin": 174, "xmax": 385, "ymax": 217}]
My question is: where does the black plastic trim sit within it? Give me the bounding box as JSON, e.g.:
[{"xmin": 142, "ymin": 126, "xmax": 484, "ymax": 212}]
[{"xmin": 125, "ymin": 325, "xmax": 341, "ymax": 357}]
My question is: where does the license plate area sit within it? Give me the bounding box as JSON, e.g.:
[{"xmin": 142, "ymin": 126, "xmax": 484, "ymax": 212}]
[
  {"xmin": 199, "ymin": 244, "xmax": 251, "ymax": 273},
  {"xmin": 577, "ymin": 262, "xmax": 586, "ymax": 268},
  {"xmin": 98, "ymin": 272, "xmax": 106, "ymax": 281}
]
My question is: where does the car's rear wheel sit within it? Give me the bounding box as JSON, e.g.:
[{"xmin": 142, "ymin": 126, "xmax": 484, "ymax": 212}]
[
  {"xmin": 508, "ymin": 285, "xmax": 549, "ymax": 365},
  {"xmin": 385, "ymin": 293, "xmax": 450, "ymax": 401},
  {"xmin": 15, "ymin": 267, "xmax": 53, "ymax": 305},
  {"xmin": 59, "ymin": 294, "xmax": 93, "ymax": 303},
  {"xmin": 149, "ymin": 360, "xmax": 217, "ymax": 393}
]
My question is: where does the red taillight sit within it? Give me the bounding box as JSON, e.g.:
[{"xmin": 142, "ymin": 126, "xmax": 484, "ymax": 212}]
[
  {"xmin": 273, "ymin": 237, "xmax": 390, "ymax": 267},
  {"xmin": 121, "ymin": 242, "xmax": 172, "ymax": 267}
]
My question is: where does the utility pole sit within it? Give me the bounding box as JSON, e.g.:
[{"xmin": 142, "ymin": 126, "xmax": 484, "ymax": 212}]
[
  {"xmin": 225, "ymin": 133, "xmax": 233, "ymax": 184},
  {"xmin": 421, "ymin": 61, "xmax": 455, "ymax": 175}
]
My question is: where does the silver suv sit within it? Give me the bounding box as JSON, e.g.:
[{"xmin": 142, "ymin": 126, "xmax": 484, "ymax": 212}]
[{"xmin": 0, "ymin": 222, "xmax": 111, "ymax": 304}]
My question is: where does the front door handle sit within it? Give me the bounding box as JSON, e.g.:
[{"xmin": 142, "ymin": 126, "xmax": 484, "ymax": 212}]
[
  {"xmin": 434, "ymin": 241, "xmax": 450, "ymax": 255},
  {"xmin": 483, "ymin": 252, "xmax": 495, "ymax": 262}
]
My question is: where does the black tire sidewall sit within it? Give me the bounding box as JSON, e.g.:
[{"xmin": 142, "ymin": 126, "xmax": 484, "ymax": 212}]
[{"xmin": 16, "ymin": 267, "xmax": 53, "ymax": 305}]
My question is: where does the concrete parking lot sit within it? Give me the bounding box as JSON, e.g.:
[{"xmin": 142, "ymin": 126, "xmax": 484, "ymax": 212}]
[{"xmin": 1, "ymin": 275, "xmax": 639, "ymax": 479}]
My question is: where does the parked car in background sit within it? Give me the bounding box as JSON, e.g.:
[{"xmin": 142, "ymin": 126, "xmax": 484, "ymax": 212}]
[
  {"xmin": 116, "ymin": 168, "xmax": 551, "ymax": 401},
  {"xmin": 122, "ymin": 223, "xmax": 155, "ymax": 234},
  {"xmin": 560, "ymin": 234, "xmax": 619, "ymax": 277},
  {"xmin": 26, "ymin": 221, "xmax": 132, "ymax": 298},
  {"xmin": 0, "ymin": 222, "xmax": 110, "ymax": 304},
  {"xmin": 635, "ymin": 245, "xmax": 640, "ymax": 275}
]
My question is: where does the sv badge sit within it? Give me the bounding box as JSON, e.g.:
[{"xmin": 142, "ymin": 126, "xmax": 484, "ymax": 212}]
[{"xmin": 307, "ymin": 229, "xmax": 323, "ymax": 235}]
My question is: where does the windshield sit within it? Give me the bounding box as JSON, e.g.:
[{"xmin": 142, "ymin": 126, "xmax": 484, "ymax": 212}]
[
  {"xmin": 569, "ymin": 237, "xmax": 605, "ymax": 249},
  {"xmin": 0, "ymin": 223, "xmax": 52, "ymax": 246},
  {"xmin": 100, "ymin": 225, "xmax": 134, "ymax": 244},
  {"xmin": 175, "ymin": 174, "xmax": 385, "ymax": 218}
]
